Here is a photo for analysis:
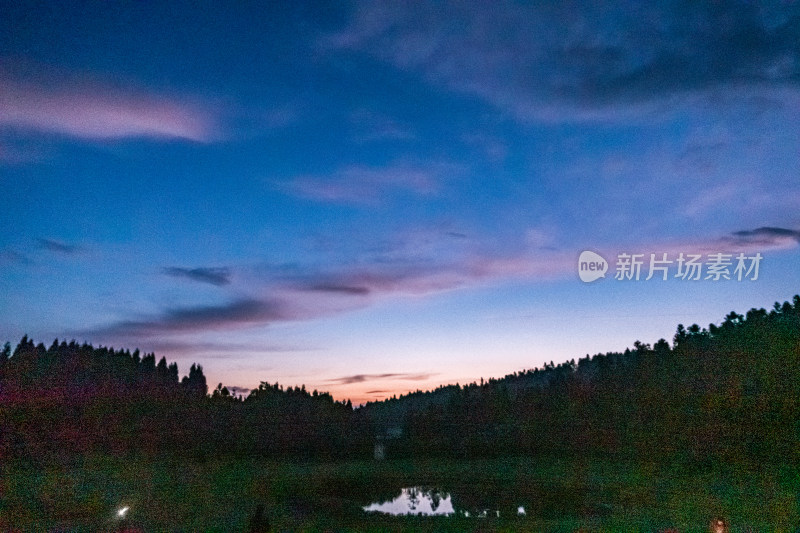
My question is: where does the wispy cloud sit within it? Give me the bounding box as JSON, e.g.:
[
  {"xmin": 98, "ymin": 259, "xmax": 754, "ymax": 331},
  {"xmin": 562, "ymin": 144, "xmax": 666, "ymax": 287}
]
[
  {"xmin": 0, "ymin": 64, "xmax": 216, "ymax": 141},
  {"xmin": 138, "ymin": 339, "xmax": 308, "ymax": 357},
  {"xmin": 162, "ymin": 266, "xmax": 232, "ymax": 286},
  {"xmin": 300, "ymin": 283, "xmax": 371, "ymax": 295},
  {"xmin": 681, "ymin": 183, "xmax": 744, "ymax": 218},
  {"xmin": 325, "ymin": 2, "xmax": 800, "ymax": 122},
  {"xmin": 594, "ymin": 226, "xmax": 800, "ymax": 260},
  {"xmin": 284, "ymin": 161, "xmax": 457, "ymax": 204},
  {"xmin": 288, "ymin": 256, "xmax": 566, "ymax": 297},
  {"xmin": 82, "ymin": 226, "xmax": 799, "ymax": 343},
  {"xmin": 728, "ymin": 226, "xmax": 800, "ymax": 247},
  {"xmin": 327, "ymin": 373, "xmax": 434, "ymax": 385},
  {"xmin": 283, "ymin": 225, "xmax": 800, "ymax": 301},
  {"xmin": 37, "ymin": 238, "xmax": 82, "ymax": 255},
  {"xmin": 88, "ymin": 298, "xmax": 291, "ymax": 339}
]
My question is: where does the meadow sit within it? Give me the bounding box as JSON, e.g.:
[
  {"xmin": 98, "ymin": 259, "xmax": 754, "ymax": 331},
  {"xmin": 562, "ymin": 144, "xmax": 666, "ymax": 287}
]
[{"xmin": 3, "ymin": 455, "xmax": 797, "ymax": 531}]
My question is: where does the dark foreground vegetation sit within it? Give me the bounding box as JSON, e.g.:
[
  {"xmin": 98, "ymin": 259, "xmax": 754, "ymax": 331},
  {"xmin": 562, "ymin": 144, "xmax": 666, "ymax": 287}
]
[{"xmin": 1, "ymin": 295, "xmax": 799, "ymax": 530}]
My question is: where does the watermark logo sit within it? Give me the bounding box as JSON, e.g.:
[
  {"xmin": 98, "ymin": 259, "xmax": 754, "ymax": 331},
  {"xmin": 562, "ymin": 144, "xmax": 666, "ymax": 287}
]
[
  {"xmin": 577, "ymin": 251, "xmax": 763, "ymax": 282},
  {"xmin": 578, "ymin": 250, "xmax": 608, "ymax": 283}
]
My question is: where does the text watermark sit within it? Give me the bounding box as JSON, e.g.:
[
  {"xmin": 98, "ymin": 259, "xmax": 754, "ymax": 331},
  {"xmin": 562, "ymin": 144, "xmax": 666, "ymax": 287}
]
[{"xmin": 578, "ymin": 251, "xmax": 762, "ymax": 283}]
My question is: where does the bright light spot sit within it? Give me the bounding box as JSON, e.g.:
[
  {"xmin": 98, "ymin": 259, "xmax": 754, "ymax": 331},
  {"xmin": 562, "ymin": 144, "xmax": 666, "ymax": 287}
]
[
  {"xmin": 517, "ymin": 505, "xmax": 526, "ymax": 515},
  {"xmin": 117, "ymin": 506, "xmax": 130, "ymax": 518}
]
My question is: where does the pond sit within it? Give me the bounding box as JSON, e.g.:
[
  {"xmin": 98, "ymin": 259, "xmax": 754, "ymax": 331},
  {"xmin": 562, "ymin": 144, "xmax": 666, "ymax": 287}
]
[{"xmin": 363, "ymin": 486, "xmax": 527, "ymax": 517}]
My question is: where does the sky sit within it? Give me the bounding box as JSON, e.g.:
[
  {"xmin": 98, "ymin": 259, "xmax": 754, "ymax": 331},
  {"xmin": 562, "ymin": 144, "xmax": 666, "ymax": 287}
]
[{"xmin": 1, "ymin": 1, "xmax": 799, "ymax": 404}]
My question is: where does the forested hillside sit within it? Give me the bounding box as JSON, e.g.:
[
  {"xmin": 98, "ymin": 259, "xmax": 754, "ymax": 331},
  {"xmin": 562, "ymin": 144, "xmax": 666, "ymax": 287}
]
[
  {"xmin": 371, "ymin": 295, "xmax": 800, "ymax": 464},
  {"xmin": 0, "ymin": 339, "xmax": 360, "ymax": 462},
  {"xmin": 2, "ymin": 295, "xmax": 799, "ymax": 466}
]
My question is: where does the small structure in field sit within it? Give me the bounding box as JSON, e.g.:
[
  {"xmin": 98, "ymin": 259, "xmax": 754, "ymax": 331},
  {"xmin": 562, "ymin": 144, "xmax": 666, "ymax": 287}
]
[
  {"xmin": 373, "ymin": 426, "xmax": 402, "ymax": 460},
  {"xmin": 373, "ymin": 439, "xmax": 386, "ymax": 460}
]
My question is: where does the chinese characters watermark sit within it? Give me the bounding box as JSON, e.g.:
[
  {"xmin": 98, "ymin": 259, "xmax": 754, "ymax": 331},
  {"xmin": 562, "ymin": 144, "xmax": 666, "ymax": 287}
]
[{"xmin": 579, "ymin": 251, "xmax": 762, "ymax": 283}]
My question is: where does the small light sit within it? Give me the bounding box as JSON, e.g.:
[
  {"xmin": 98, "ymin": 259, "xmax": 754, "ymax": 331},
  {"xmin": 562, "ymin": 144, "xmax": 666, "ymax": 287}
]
[{"xmin": 117, "ymin": 506, "xmax": 130, "ymax": 518}]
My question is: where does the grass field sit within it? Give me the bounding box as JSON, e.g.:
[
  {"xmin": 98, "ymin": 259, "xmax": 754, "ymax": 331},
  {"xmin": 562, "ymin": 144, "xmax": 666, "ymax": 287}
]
[{"xmin": 2, "ymin": 455, "xmax": 798, "ymax": 531}]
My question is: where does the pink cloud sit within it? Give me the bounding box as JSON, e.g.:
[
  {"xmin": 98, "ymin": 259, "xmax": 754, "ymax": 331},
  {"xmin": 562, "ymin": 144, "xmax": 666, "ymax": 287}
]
[
  {"xmin": 603, "ymin": 228, "xmax": 800, "ymax": 259},
  {"xmin": 82, "ymin": 226, "xmax": 799, "ymax": 343},
  {"xmin": 0, "ymin": 75, "xmax": 215, "ymax": 142},
  {"xmin": 284, "ymin": 226, "xmax": 800, "ymax": 301}
]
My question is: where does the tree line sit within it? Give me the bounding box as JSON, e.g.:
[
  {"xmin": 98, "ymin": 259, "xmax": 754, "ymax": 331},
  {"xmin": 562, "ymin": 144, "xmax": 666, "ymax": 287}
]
[
  {"xmin": 2, "ymin": 295, "xmax": 799, "ymax": 466},
  {"xmin": 370, "ymin": 295, "xmax": 800, "ymax": 465},
  {"xmin": 0, "ymin": 338, "xmax": 361, "ymax": 462}
]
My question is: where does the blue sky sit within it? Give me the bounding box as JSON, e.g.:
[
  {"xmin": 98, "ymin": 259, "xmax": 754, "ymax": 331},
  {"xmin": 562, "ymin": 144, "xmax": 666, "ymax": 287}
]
[{"xmin": 2, "ymin": 1, "xmax": 799, "ymax": 403}]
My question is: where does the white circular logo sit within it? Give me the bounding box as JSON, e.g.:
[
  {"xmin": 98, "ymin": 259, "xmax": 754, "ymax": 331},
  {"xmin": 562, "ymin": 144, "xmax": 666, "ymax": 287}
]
[{"xmin": 578, "ymin": 251, "xmax": 608, "ymax": 282}]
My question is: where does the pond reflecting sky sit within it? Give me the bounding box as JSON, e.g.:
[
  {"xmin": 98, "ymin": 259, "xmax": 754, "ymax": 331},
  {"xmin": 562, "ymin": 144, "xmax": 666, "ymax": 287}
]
[
  {"xmin": 363, "ymin": 486, "xmax": 529, "ymax": 518},
  {"xmin": 364, "ymin": 487, "xmax": 455, "ymax": 516}
]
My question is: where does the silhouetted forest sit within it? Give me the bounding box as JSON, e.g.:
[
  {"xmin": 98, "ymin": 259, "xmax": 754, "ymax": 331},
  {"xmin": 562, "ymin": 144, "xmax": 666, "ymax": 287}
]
[{"xmin": 2, "ymin": 295, "xmax": 799, "ymax": 467}]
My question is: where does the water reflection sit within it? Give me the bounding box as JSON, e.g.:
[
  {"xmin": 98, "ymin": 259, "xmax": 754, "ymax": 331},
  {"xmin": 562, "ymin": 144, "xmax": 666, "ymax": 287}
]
[
  {"xmin": 363, "ymin": 486, "xmax": 527, "ymax": 518},
  {"xmin": 363, "ymin": 487, "xmax": 455, "ymax": 515}
]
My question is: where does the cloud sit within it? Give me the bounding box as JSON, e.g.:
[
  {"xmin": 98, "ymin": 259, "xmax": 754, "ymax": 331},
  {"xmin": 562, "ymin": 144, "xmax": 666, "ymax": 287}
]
[
  {"xmin": 728, "ymin": 226, "xmax": 800, "ymax": 247},
  {"xmin": 162, "ymin": 266, "xmax": 232, "ymax": 286},
  {"xmin": 283, "ymin": 250, "xmax": 573, "ymax": 299},
  {"xmin": 325, "ymin": 1, "xmax": 800, "ymax": 122},
  {"xmin": 681, "ymin": 183, "xmax": 744, "ymax": 218},
  {"xmin": 732, "ymin": 227, "xmax": 800, "ymax": 240},
  {"xmin": 327, "ymin": 373, "xmax": 434, "ymax": 385},
  {"xmin": 284, "ymin": 161, "xmax": 457, "ymax": 204},
  {"xmin": 301, "ymin": 283, "xmax": 371, "ymax": 295},
  {"xmin": 88, "ymin": 298, "xmax": 291, "ymax": 339},
  {"xmin": 0, "ymin": 64, "xmax": 216, "ymax": 141},
  {"xmin": 83, "ymin": 226, "xmax": 799, "ymax": 345},
  {"xmin": 37, "ymin": 238, "xmax": 82, "ymax": 255},
  {"xmin": 594, "ymin": 227, "xmax": 800, "ymax": 263},
  {"xmin": 136, "ymin": 339, "xmax": 309, "ymax": 357},
  {"xmin": 282, "ymin": 224, "xmax": 800, "ymax": 301}
]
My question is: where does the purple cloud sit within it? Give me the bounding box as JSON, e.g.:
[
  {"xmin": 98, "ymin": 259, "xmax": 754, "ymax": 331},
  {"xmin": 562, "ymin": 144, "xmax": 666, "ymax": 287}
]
[
  {"xmin": 727, "ymin": 227, "xmax": 800, "ymax": 248},
  {"xmin": 163, "ymin": 266, "xmax": 232, "ymax": 286},
  {"xmin": 282, "ymin": 225, "xmax": 800, "ymax": 300},
  {"xmin": 327, "ymin": 373, "xmax": 434, "ymax": 385},
  {"xmin": 87, "ymin": 298, "xmax": 291, "ymax": 339},
  {"xmin": 0, "ymin": 66, "xmax": 216, "ymax": 141},
  {"xmin": 301, "ymin": 283, "xmax": 371, "ymax": 295},
  {"xmin": 136, "ymin": 339, "xmax": 309, "ymax": 358},
  {"xmin": 80, "ymin": 226, "xmax": 799, "ymax": 346}
]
